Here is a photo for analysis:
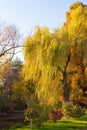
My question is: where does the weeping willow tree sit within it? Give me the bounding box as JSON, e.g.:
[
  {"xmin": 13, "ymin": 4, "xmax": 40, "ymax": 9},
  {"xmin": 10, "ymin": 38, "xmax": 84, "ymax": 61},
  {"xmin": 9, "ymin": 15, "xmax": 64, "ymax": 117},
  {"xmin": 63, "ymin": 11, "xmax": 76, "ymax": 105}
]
[
  {"xmin": 23, "ymin": 2, "xmax": 87, "ymax": 107},
  {"xmin": 23, "ymin": 27, "xmax": 69, "ymax": 106}
]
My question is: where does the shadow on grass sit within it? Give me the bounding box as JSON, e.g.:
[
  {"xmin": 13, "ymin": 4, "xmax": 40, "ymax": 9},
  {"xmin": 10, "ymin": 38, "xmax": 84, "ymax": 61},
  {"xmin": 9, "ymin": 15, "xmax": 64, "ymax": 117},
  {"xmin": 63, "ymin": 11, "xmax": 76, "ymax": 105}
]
[{"xmin": 9, "ymin": 120, "xmax": 87, "ymax": 130}]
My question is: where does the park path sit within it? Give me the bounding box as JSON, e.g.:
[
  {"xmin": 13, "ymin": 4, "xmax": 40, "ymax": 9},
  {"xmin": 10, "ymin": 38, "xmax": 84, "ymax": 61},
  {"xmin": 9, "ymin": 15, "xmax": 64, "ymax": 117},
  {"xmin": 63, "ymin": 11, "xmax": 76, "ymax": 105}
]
[{"xmin": 0, "ymin": 109, "xmax": 24, "ymax": 130}]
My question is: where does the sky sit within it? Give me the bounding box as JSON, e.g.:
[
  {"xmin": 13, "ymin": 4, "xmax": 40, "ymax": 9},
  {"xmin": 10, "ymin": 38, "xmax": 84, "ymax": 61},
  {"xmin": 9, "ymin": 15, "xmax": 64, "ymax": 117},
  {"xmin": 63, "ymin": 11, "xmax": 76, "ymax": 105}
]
[{"xmin": 0, "ymin": 0, "xmax": 87, "ymax": 60}]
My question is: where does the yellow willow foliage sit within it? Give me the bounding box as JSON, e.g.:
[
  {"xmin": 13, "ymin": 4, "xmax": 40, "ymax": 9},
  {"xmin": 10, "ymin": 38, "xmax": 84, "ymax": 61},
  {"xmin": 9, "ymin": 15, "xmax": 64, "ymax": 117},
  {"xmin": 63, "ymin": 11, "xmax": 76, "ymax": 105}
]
[
  {"xmin": 23, "ymin": 26, "xmax": 66, "ymax": 106},
  {"xmin": 36, "ymin": 65, "xmax": 63, "ymax": 106},
  {"xmin": 54, "ymin": 27, "xmax": 70, "ymax": 71}
]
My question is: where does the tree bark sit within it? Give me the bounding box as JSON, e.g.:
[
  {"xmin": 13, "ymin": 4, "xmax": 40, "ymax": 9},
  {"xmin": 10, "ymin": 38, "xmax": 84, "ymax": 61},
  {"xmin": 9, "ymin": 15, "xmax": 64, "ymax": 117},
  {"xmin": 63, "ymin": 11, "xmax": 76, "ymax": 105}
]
[
  {"xmin": 63, "ymin": 74, "xmax": 69, "ymax": 101},
  {"xmin": 63, "ymin": 54, "xmax": 70, "ymax": 102}
]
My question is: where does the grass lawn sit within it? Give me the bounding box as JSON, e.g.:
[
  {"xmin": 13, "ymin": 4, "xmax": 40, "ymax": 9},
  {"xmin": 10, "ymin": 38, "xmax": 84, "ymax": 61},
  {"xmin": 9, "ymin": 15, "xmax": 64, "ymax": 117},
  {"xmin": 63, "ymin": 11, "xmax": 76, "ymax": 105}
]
[{"xmin": 10, "ymin": 119, "xmax": 87, "ymax": 130}]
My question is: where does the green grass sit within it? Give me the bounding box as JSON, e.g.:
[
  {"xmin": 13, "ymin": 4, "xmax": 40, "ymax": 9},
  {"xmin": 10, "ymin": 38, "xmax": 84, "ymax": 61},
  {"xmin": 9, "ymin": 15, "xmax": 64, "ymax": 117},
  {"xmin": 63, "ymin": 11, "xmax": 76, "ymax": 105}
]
[{"xmin": 9, "ymin": 119, "xmax": 87, "ymax": 130}]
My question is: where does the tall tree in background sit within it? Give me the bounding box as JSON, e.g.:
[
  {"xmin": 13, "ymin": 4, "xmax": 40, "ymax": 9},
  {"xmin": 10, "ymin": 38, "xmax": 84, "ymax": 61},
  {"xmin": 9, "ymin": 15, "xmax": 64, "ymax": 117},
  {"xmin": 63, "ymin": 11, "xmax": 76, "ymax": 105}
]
[
  {"xmin": 66, "ymin": 2, "xmax": 87, "ymax": 105},
  {"xmin": 2, "ymin": 58, "xmax": 23, "ymax": 92},
  {"xmin": 0, "ymin": 58, "xmax": 23, "ymax": 111}
]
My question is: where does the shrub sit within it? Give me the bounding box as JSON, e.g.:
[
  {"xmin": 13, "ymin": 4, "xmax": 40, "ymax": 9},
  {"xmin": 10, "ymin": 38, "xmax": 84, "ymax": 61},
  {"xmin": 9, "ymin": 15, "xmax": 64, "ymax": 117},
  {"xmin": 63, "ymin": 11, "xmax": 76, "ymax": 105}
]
[
  {"xmin": 49, "ymin": 109, "xmax": 63, "ymax": 122},
  {"xmin": 24, "ymin": 103, "xmax": 48, "ymax": 128},
  {"xmin": 79, "ymin": 114, "xmax": 87, "ymax": 121},
  {"xmin": 63, "ymin": 102, "xmax": 86, "ymax": 118}
]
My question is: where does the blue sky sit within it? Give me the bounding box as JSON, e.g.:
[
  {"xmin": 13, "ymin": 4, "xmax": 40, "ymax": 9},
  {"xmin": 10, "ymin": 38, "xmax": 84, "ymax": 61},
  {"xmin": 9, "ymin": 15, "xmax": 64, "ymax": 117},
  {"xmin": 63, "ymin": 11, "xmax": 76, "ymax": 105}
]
[
  {"xmin": 0, "ymin": 0, "xmax": 87, "ymax": 35},
  {"xmin": 0, "ymin": 0, "xmax": 87, "ymax": 60}
]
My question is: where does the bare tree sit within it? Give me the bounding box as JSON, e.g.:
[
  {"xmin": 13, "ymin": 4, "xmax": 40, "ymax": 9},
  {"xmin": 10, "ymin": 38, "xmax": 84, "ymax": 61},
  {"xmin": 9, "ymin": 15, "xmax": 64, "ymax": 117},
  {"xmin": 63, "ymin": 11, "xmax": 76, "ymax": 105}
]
[{"xmin": 0, "ymin": 23, "xmax": 21, "ymax": 64}]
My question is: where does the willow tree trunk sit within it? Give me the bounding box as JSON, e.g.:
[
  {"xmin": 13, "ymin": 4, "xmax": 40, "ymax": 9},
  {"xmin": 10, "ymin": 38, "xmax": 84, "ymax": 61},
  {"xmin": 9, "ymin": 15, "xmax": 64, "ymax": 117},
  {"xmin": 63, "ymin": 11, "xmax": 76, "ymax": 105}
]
[
  {"xmin": 63, "ymin": 54, "xmax": 70, "ymax": 102},
  {"xmin": 63, "ymin": 72, "xmax": 69, "ymax": 101}
]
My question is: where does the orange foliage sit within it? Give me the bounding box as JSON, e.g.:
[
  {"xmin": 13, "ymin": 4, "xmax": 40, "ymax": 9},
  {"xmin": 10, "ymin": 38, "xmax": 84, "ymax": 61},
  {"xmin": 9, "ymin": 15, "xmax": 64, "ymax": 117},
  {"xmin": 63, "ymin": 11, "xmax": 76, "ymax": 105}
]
[{"xmin": 70, "ymin": 75, "xmax": 78, "ymax": 89}]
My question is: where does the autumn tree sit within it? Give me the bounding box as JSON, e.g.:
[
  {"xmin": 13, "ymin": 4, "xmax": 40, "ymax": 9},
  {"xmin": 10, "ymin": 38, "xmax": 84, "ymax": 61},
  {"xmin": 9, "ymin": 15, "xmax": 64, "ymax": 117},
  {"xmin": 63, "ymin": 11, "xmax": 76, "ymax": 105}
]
[{"xmin": 65, "ymin": 2, "xmax": 87, "ymax": 104}]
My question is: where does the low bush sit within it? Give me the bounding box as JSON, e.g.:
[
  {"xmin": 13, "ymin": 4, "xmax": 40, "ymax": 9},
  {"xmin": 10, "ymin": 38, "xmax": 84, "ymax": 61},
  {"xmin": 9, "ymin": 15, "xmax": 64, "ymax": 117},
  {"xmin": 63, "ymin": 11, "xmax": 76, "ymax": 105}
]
[
  {"xmin": 63, "ymin": 102, "xmax": 86, "ymax": 118},
  {"xmin": 49, "ymin": 109, "xmax": 63, "ymax": 122},
  {"xmin": 24, "ymin": 103, "xmax": 49, "ymax": 128},
  {"xmin": 79, "ymin": 114, "xmax": 87, "ymax": 121}
]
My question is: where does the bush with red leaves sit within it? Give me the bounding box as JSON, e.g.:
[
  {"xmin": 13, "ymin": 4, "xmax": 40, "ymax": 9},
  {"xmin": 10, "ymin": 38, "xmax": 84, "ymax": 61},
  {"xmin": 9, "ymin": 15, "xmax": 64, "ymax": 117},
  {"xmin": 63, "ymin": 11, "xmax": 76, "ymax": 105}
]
[{"xmin": 49, "ymin": 109, "xmax": 63, "ymax": 122}]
